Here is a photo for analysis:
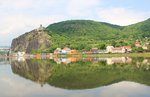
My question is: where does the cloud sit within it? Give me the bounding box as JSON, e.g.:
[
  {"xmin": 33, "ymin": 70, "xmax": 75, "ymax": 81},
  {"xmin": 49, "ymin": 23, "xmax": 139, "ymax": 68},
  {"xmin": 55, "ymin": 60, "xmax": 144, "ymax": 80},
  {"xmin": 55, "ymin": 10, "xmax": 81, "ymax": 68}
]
[
  {"xmin": 0, "ymin": 76, "xmax": 67, "ymax": 97},
  {"xmin": 0, "ymin": 14, "xmax": 66, "ymax": 46},
  {"xmin": 0, "ymin": 0, "xmax": 61, "ymax": 10},
  {"xmin": 67, "ymin": 0, "xmax": 101, "ymax": 17},
  {"xmin": 98, "ymin": 7, "xmax": 150, "ymax": 26},
  {"xmin": 99, "ymin": 81, "xmax": 150, "ymax": 97},
  {"xmin": 0, "ymin": 15, "xmax": 65, "ymax": 35},
  {"xmin": 0, "ymin": 0, "xmax": 150, "ymax": 46}
]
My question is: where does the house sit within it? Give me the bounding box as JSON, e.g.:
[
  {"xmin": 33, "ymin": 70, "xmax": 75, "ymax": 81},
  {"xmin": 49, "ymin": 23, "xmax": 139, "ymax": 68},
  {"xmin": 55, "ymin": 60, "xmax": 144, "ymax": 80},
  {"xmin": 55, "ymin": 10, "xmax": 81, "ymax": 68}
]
[
  {"xmin": 68, "ymin": 49, "xmax": 80, "ymax": 55},
  {"xmin": 142, "ymin": 43, "xmax": 149, "ymax": 50},
  {"xmin": 111, "ymin": 47, "xmax": 126, "ymax": 53},
  {"xmin": 90, "ymin": 48, "xmax": 107, "ymax": 54},
  {"xmin": 91, "ymin": 48, "xmax": 99, "ymax": 53},
  {"xmin": 86, "ymin": 51, "xmax": 93, "ymax": 54},
  {"xmin": 98, "ymin": 50, "xmax": 108, "ymax": 54},
  {"xmin": 135, "ymin": 41, "xmax": 142, "ymax": 47},
  {"xmin": 106, "ymin": 46, "xmax": 132, "ymax": 53},
  {"xmin": 35, "ymin": 53, "xmax": 41, "ymax": 59},
  {"xmin": 61, "ymin": 47, "xmax": 71, "ymax": 54},
  {"xmin": 123, "ymin": 46, "xmax": 132, "ymax": 52},
  {"xmin": 106, "ymin": 46, "xmax": 114, "ymax": 53}
]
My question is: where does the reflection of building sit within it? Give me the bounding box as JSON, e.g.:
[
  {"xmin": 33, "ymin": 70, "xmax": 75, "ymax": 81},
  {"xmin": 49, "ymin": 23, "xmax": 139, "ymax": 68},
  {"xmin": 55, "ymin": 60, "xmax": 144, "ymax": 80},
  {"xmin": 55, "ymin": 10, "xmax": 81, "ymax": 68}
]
[
  {"xmin": 106, "ymin": 57, "xmax": 132, "ymax": 65},
  {"xmin": 17, "ymin": 52, "xmax": 25, "ymax": 57},
  {"xmin": 81, "ymin": 57, "xmax": 133, "ymax": 65},
  {"xmin": 54, "ymin": 57, "xmax": 82, "ymax": 64},
  {"xmin": 17, "ymin": 57, "xmax": 25, "ymax": 62}
]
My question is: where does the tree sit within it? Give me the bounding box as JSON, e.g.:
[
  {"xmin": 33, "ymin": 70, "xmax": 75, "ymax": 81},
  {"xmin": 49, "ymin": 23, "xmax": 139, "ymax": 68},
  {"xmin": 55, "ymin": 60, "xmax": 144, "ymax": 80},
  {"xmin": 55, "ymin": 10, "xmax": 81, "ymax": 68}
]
[{"xmin": 99, "ymin": 44, "xmax": 106, "ymax": 50}]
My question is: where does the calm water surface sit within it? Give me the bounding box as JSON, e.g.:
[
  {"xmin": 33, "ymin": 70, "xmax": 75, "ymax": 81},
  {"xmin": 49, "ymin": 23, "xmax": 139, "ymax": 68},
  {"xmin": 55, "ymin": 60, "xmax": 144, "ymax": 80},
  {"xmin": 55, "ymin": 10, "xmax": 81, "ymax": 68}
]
[{"xmin": 0, "ymin": 57, "xmax": 150, "ymax": 97}]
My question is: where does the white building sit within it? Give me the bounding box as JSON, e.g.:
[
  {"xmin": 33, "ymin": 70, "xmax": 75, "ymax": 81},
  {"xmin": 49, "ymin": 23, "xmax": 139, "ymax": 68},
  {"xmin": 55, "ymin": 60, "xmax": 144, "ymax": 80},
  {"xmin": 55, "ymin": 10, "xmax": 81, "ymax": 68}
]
[{"xmin": 106, "ymin": 46, "xmax": 114, "ymax": 53}]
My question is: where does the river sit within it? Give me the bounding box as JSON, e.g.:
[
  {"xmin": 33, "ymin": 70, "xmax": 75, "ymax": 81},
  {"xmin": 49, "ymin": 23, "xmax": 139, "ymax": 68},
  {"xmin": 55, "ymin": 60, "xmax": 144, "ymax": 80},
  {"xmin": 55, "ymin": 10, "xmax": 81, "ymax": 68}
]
[{"xmin": 0, "ymin": 56, "xmax": 150, "ymax": 97}]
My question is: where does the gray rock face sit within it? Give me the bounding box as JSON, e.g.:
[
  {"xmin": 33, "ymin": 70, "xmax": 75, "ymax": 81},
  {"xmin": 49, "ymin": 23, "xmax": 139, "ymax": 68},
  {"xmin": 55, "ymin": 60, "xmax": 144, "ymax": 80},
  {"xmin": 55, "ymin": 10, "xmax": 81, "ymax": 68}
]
[{"xmin": 11, "ymin": 29, "xmax": 51, "ymax": 53}]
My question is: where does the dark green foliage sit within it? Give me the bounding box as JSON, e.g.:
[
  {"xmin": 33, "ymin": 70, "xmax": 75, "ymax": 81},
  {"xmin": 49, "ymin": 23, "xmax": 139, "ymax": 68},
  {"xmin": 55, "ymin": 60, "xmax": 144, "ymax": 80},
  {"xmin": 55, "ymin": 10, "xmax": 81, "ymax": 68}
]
[
  {"xmin": 132, "ymin": 47, "xmax": 144, "ymax": 53},
  {"xmin": 48, "ymin": 61, "xmax": 150, "ymax": 90},
  {"xmin": 99, "ymin": 43, "xmax": 106, "ymax": 49},
  {"xmin": 47, "ymin": 20, "xmax": 120, "ymax": 39}
]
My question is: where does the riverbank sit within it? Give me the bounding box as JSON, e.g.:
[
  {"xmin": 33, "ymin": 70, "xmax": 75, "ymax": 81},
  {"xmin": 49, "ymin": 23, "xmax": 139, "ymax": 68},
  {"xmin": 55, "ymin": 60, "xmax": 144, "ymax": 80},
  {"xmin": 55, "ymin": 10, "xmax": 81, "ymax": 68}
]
[
  {"xmin": 81, "ymin": 53, "xmax": 150, "ymax": 57},
  {"xmin": 57, "ymin": 53, "xmax": 150, "ymax": 58}
]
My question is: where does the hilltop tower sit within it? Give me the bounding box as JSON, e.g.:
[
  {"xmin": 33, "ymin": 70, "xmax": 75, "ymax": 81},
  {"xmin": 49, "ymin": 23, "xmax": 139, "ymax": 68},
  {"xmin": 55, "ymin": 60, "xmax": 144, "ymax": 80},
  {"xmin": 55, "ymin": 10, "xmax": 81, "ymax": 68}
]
[{"xmin": 36, "ymin": 24, "xmax": 45, "ymax": 32}]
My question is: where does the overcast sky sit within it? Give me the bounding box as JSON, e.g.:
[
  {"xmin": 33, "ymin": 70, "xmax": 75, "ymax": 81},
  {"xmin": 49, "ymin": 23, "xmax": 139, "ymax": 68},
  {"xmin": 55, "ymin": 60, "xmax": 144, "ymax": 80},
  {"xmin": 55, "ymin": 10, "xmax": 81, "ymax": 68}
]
[{"xmin": 0, "ymin": 0, "xmax": 150, "ymax": 46}]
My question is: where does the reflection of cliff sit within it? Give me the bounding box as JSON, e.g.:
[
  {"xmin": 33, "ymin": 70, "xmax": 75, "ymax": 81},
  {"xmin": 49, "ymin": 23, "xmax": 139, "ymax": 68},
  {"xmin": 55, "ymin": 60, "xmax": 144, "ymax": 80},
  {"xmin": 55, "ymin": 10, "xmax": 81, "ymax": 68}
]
[{"xmin": 11, "ymin": 59, "xmax": 52, "ymax": 86}]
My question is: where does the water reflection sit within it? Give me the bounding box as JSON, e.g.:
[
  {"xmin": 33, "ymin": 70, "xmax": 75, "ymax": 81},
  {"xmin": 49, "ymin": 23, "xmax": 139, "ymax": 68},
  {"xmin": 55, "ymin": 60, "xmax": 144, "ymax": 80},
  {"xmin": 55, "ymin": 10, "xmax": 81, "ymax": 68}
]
[
  {"xmin": 11, "ymin": 59, "xmax": 53, "ymax": 86},
  {"xmin": 0, "ymin": 56, "xmax": 150, "ymax": 97},
  {"xmin": 0, "ymin": 57, "xmax": 9, "ymax": 64},
  {"xmin": 10, "ymin": 57, "xmax": 150, "ymax": 90}
]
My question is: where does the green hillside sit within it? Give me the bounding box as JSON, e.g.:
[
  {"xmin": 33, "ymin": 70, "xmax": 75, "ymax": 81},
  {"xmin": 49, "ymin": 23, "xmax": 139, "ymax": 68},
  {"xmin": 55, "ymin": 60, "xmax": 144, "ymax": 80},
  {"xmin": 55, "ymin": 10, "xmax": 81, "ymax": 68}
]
[
  {"xmin": 45, "ymin": 19, "xmax": 150, "ymax": 52},
  {"xmin": 47, "ymin": 20, "xmax": 121, "ymax": 40},
  {"xmin": 122, "ymin": 18, "xmax": 150, "ymax": 38}
]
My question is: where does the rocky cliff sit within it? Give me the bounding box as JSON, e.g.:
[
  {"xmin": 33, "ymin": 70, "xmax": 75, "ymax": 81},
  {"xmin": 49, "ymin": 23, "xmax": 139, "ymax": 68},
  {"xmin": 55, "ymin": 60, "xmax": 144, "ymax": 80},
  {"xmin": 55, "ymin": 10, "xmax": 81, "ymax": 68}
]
[{"xmin": 11, "ymin": 26, "xmax": 51, "ymax": 53}]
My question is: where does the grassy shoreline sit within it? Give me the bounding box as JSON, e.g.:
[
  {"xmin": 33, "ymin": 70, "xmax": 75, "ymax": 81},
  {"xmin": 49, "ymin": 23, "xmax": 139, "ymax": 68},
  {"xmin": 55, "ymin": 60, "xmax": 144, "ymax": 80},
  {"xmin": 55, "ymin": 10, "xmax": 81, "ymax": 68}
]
[{"xmin": 58, "ymin": 53, "xmax": 150, "ymax": 57}]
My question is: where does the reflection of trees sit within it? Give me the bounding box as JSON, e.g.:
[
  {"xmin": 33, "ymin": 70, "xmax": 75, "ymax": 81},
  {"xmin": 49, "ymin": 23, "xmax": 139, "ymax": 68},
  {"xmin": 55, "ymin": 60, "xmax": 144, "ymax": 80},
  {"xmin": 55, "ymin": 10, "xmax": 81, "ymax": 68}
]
[
  {"xmin": 11, "ymin": 59, "xmax": 52, "ymax": 86},
  {"xmin": 47, "ymin": 61, "xmax": 150, "ymax": 90},
  {"xmin": 130, "ymin": 57, "xmax": 150, "ymax": 70},
  {"xmin": 0, "ymin": 57, "xmax": 9, "ymax": 64}
]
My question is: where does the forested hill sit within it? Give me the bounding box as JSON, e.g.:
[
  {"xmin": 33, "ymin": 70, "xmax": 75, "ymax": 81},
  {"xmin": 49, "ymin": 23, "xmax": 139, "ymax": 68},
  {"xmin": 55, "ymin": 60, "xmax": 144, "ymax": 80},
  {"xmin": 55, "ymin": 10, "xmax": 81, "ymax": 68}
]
[
  {"xmin": 46, "ymin": 20, "xmax": 122, "ymax": 40},
  {"xmin": 122, "ymin": 18, "xmax": 150, "ymax": 38},
  {"xmin": 45, "ymin": 19, "xmax": 150, "ymax": 51},
  {"xmin": 47, "ymin": 19, "xmax": 150, "ymax": 40}
]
